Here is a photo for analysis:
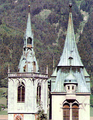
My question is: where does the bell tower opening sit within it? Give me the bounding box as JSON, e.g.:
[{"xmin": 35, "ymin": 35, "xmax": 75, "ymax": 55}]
[
  {"xmin": 27, "ymin": 37, "xmax": 32, "ymax": 44},
  {"xmin": 63, "ymin": 103, "xmax": 70, "ymax": 120},
  {"xmin": 17, "ymin": 82, "xmax": 25, "ymax": 102},
  {"xmin": 37, "ymin": 83, "xmax": 41, "ymax": 104},
  {"xmin": 72, "ymin": 103, "xmax": 79, "ymax": 120},
  {"xmin": 33, "ymin": 61, "xmax": 36, "ymax": 72},
  {"xmin": 63, "ymin": 100, "xmax": 79, "ymax": 120}
]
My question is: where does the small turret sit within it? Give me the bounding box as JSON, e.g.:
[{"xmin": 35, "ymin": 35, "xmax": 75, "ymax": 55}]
[{"xmin": 64, "ymin": 72, "xmax": 78, "ymax": 94}]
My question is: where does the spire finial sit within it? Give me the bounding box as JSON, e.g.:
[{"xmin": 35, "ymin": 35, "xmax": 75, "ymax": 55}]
[
  {"xmin": 69, "ymin": 3, "xmax": 72, "ymax": 12},
  {"xmin": 28, "ymin": 5, "xmax": 30, "ymax": 13}
]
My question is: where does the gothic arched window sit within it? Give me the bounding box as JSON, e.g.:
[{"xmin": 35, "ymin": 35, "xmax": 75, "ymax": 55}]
[
  {"xmin": 63, "ymin": 103, "xmax": 70, "ymax": 120},
  {"xmin": 72, "ymin": 103, "xmax": 79, "ymax": 120},
  {"xmin": 37, "ymin": 83, "xmax": 41, "ymax": 103},
  {"xmin": 33, "ymin": 61, "xmax": 36, "ymax": 72},
  {"xmin": 17, "ymin": 82, "xmax": 25, "ymax": 102},
  {"xmin": 63, "ymin": 100, "xmax": 79, "ymax": 120},
  {"xmin": 27, "ymin": 37, "xmax": 32, "ymax": 44}
]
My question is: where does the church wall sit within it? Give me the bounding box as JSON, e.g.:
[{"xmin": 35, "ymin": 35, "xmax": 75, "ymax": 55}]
[
  {"xmin": 51, "ymin": 94, "xmax": 90, "ymax": 120},
  {"xmin": 76, "ymin": 95, "xmax": 90, "ymax": 120},
  {"xmin": 8, "ymin": 80, "xmax": 14, "ymax": 112},
  {"xmin": 8, "ymin": 77, "xmax": 47, "ymax": 120},
  {"xmin": 52, "ymin": 95, "xmax": 65, "ymax": 120},
  {"xmin": 41, "ymin": 80, "xmax": 47, "ymax": 113},
  {"xmin": 24, "ymin": 114, "xmax": 35, "ymax": 120},
  {"xmin": 8, "ymin": 114, "xmax": 13, "ymax": 120}
]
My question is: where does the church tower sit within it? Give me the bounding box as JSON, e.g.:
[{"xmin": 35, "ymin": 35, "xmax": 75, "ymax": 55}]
[
  {"xmin": 18, "ymin": 5, "xmax": 39, "ymax": 73},
  {"xmin": 8, "ymin": 5, "xmax": 48, "ymax": 120},
  {"xmin": 48, "ymin": 3, "xmax": 90, "ymax": 120}
]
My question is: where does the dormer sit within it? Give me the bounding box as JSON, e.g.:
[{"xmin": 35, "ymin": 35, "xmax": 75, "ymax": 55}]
[{"xmin": 64, "ymin": 72, "xmax": 77, "ymax": 94}]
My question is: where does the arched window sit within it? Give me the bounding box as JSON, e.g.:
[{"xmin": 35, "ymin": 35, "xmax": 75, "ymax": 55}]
[
  {"xmin": 23, "ymin": 65, "xmax": 26, "ymax": 72},
  {"xmin": 33, "ymin": 61, "xmax": 36, "ymax": 72},
  {"xmin": 72, "ymin": 103, "xmax": 79, "ymax": 120},
  {"xmin": 63, "ymin": 100, "xmax": 79, "ymax": 120},
  {"xmin": 63, "ymin": 103, "xmax": 70, "ymax": 120},
  {"xmin": 37, "ymin": 83, "xmax": 41, "ymax": 103},
  {"xmin": 27, "ymin": 37, "xmax": 32, "ymax": 44},
  {"xmin": 17, "ymin": 82, "xmax": 25, "ymax": 102}
]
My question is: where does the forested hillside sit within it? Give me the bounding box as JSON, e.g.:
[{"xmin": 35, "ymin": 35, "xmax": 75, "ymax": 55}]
[{"xmin": 0, "ymin": 0, "xmax": 93, "ymax": 89}]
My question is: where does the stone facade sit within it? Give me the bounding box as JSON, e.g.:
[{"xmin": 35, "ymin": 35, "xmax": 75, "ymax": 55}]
[
  {"xmin": 51, "ymin": 93, "xmax": 90, "ymax": 120},
  {"xmin": 8, "ymin": 73, "xmax": 48, "ymax": 120}
]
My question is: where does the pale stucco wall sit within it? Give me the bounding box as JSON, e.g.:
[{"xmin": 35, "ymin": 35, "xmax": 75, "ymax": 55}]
[
  {"xmin": 8, "ymin": 77, "xmax": 47, "ymax": 120},
  {"xmin": 51, "ymin": 94, "xmax": 90, "ymax": 120}
]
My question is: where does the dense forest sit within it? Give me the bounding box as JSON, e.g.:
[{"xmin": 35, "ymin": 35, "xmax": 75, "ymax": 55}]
[{"xmin": 0, "ymin": 0, "xmax": 93, "ymax": 91}]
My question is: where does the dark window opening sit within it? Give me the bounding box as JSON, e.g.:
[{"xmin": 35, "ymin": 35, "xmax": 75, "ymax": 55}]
[
  {"xmin": 17, "ymin": 82, "xmax": 25, "ymax": 102},
  {"xmin": 27, "ymin": 37, "xmax": 32, "ymax": 44},
  {"xmin": 24, "ymin": 47, "xmax": 26, "ymax": 51},
  {"xmin": 72, "ymin": 104, "xmax": 79, "ymax": 120},
  {"xmin": 69, "ymin": 80, "xmax": 71, "ymax": 82},
  {"xmin": 63, "ymin": 101, "xmax": 79, "ymax": 120},
  {"xmin": 27, "ymin": 47, "xmax": 31, "ymax": 50},
  {"xmin": 63, "ymin": 103, "xmax": 70, "ymax": 120},
  {"xmin": 23, "ymin": 65, "xmax": 26, "ymax": 72},
  {"xmin": 37, "ymin": 83, "xmax": 41, "ymax": 104},
  {"xmin": 68, "ymin": 86, "xmax": 70, "ymax": 90},
  {"xmin": 33, "ymin": 61, "xmax": 36, "ymax": 72},
  {"xmin": 72, "ymin": 86, "xmax": 74, "ymax": 90}
]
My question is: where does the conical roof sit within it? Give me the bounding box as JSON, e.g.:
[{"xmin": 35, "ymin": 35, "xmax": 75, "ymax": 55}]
[{"xmin": 58, "ymin": 4, "xmax": 83, "ymax": 67}]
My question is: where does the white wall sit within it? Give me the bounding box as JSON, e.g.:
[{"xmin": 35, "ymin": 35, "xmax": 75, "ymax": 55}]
[
  {"xmin": 8, "ymin": 77, "xmax": 47, "ymax": 120},
  {"xmin": 51, "ymin": 94, "xmax": 90, "ymax": 120}
]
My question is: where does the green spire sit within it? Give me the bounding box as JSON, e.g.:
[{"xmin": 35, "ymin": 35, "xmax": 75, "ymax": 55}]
[{"xmin": 58, "ymin": 4, "xmax": 83, "ymax": 67}]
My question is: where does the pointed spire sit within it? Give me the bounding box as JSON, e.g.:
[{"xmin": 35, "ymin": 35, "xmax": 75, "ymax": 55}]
[
  {"xmin": 58, "ymin": 4, "xmax": 83, "ymax": 67},
  {"xmin": 24, "ymin": 5, "xmax": 33, "ymax": 47},
  {"xmin": 18, "ymin": 5, "xmax": 39, "ymax": 73}
]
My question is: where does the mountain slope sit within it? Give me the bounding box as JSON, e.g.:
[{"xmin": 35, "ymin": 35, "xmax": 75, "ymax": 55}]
[{"xmin": 0, "ymin": 0, "xmax": 93, "ymax": 88}]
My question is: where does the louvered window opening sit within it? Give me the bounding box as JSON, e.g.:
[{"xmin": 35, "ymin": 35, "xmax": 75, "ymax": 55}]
[
  {"xmin": 18, "ymin": 83, "xmax": 25, "ymax": 102},
  {"xmin": 72, "ymin": 104, "xmax": 79, "ymax": 120},
  {"xmin": 63, "ymin": 102, "xmax": 79, "ymax": 120},
  {"xmin": 37, "ymin": 84, "xmax": 41, "ymax": 103},
  {"xmin": 63, "ymin": 104, "xmax": 70, "ymax": 120}
]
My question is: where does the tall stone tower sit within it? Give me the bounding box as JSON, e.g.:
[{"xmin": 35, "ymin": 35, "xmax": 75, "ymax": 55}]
[
  {"xmin": 8, "ymin": 5, "xmax": 48, "ymax": 120},
  {"xmin": 48, "ymin": 3, "xmax": 90, "ymax": 120}
]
